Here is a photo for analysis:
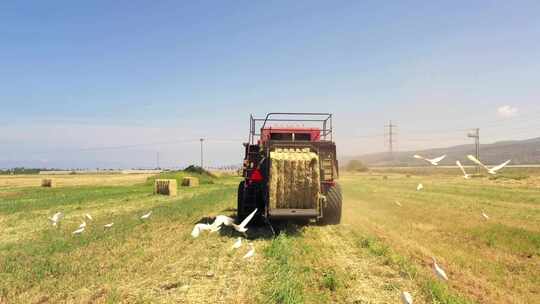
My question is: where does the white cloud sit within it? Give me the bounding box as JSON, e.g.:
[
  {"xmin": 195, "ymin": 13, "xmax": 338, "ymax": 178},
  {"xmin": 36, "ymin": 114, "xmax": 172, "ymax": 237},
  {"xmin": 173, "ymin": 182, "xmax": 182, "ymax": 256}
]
[{"xmin": 497, "ymin": 105, "xmax": 518, "ymax": 118}]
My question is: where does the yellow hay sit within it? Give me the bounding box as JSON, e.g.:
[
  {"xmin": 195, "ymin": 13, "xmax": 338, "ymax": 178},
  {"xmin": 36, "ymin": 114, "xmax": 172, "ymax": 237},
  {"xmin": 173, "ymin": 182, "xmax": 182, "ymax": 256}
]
[
  {"xmin": 154, "ymin": 179, "xmax": 177, "ymax": 196},
  {"xmin": 269, "ymin": 150, "xmax": 279, "ymax": 209},
  {"xmin": 181, "ymin": 176, "xmax": 199, "ymax": 187},
  {"xmin": 41, "ymin": 179, "xmax": 54, "ymax": 188},
  {"xmin": 269, "ymin": 148, "xmax": 320, "ymax": 210}
]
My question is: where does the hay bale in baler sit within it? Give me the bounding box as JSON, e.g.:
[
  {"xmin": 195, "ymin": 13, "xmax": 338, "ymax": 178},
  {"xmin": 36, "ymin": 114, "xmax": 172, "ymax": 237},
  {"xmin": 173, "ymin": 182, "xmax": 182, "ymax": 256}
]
[
  {"xmin": 181, "ymin": 176, "xmax": 199, "ymax": 187},
  {"xmin": 154, "ymin": 179, "xmax": 177, "ymax": 196},
  {"xmin": 41, "ymin": 179, "xmax": 55, "ymax": 188},
  {"xmin": 269, "ymin": 148, "xmax": 320, "ymax": 210}
]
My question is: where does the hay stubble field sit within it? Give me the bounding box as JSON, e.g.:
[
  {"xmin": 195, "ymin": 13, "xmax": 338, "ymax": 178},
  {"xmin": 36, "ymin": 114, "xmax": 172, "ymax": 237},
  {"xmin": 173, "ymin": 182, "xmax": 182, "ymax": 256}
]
[{"xmin": 0, "ymin": 170, "xmax": 538, "ymax": 303}]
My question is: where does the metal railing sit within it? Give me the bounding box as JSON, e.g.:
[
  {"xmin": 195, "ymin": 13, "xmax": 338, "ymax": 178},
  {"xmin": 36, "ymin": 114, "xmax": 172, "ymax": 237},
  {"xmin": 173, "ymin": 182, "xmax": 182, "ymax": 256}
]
[{"xmin": 248, "ymin": 112, "xmax": 333, "ymax": 144}]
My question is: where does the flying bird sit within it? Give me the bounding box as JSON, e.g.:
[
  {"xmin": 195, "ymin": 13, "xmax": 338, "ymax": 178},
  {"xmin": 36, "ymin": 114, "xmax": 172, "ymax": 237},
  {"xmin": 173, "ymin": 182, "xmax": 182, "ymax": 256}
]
[
  {"xmin": 488, "ymin": 159, "xmax": 511, "ymax": 175},
  {"xmin": 414, "ymin": 154, "xmax": 447, "ymax": 166},
  {"xmin": 243, "ymin": 244, "xmax": 255, "ymax": 259},
  {"xmin": 85, "ymin": 213, "xmax": 93, "ymax": 221},
  {"xmin": 467, "ymin": 155, "xmax": 511, "ymax": 175},
  {"xmin": 456, "ymin": 161, "xmax": 470, "ymax": 179},
  {"xmin": 79, "ymin": 221, "xmax": 87, "ymax": 229},
  {"xmin": 416, "ymin": 183, "xmax": 424, "ymax": 191},
  {"xmin": 140, "ymin": 211, "xmax": 152, "ymax": 220},
  {"xmin": 48, "ymin": 212, "xmax": 64, "ymax": 227},
  {"xmin": 72, "ymin": 227, "xmax": 85, "ymax": 235},
  {"xmin": 191, "ymin": 223, "xmax": 212, "ymax": 238},
  {"xmin": 481, "ymin": 210, "xmax": 489, "ymax": 220},
  {"xmin": 401, "ymin": 291, "xmax": 413, "ymax": 304},
  {"xmin": 467, "ymin": 155, "xmax": 490, "ymax": 171},
  {"xmin": 395, "ymin": 201, "xmax": 402, "ymax": 207},
  {"xmin": 432, "ymin": 257, "xmax": 449, "ymax": 281},
  {"xmin": 104, "ymin": 223, "xmax": 114, "ymax": 228},
  {"xmin": 233, "ymin": 209, "xmax": 258, "ymax": 233},
  {"xmin": 232, "ymin": 237, "xmax": 242, "ymax": 249}
]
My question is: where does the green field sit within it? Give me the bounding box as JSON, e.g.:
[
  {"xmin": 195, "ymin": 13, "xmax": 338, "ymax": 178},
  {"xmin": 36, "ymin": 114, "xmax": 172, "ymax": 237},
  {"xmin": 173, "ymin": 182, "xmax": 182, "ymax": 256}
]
[{"xmin": 0, "ymin": 170, "xmax": 538, "ymax": 303}]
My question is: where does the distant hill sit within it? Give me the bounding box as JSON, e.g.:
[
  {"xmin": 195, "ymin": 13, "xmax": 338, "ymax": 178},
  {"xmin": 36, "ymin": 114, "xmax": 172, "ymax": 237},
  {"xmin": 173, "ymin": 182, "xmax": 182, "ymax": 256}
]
[{"xmin": 342, "ymin": 137, "xmax": 540, "ymax": 167}]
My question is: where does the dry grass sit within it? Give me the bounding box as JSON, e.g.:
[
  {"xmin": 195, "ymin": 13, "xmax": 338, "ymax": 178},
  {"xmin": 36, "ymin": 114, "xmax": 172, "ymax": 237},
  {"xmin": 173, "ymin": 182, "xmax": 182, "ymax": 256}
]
[
  {"xmin": 154, "ymin": 179, "xmax": 178, "ymax": 196},
  {"xmin": 269, "ymin": 148, "xmax": 320, "ymax": 209},
  {"xmin": 181, "ymin": 177, "xmax": 199, "ymax": 187},
  {"xmin": 0, "ymin": 174, "xmax": 157, "ymax": 189},
  {"xmin": 2, "ymin": 170, "xmax": 537, "ymax": 303},
  {"xmin": 341, "ymin": 171, "xmax": 540, "ymax": 304}
]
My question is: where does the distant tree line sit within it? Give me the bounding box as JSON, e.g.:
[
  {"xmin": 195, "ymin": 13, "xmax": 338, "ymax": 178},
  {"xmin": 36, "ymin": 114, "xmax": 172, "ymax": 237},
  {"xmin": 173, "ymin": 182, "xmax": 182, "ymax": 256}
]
[
  {"xmin": 345, "ymin": 160, "xmax": 369, "ymax": 172},
  {"xmin": 0, "ymin": 167, "xmax": 46, "ymax": 175}
]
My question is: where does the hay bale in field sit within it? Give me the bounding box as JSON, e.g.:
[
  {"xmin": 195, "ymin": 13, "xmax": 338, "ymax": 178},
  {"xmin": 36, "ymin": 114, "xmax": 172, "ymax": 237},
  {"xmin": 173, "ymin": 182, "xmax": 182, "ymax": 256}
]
[
  {"xmin": 41, "ymin": 179, "xmax": 54, "ymax": 188},
  {"xmin": 181, "ymin": 176, "xmax": 199, "ymax": 187},
  {"xmin": 154, "ymin": 179, "xmax": 177, "ymax": 196},
  {"xmin": 269, "ymin": 148, "xmax": 320, "ymax": 210}
]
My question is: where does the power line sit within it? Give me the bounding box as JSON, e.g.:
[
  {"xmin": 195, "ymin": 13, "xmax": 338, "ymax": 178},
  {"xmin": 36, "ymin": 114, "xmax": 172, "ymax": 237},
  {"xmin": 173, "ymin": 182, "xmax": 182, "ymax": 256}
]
[
  {"xmin": 384, "ymin": 120, "xmax": 397, "ymax": 159},
  {"xmin": 467, "ymin": 128, "xmax": 480, "ymax": 174},
  {"xmin": 200, "ymin": 138, "xmax": 204, "ymax": 169}
]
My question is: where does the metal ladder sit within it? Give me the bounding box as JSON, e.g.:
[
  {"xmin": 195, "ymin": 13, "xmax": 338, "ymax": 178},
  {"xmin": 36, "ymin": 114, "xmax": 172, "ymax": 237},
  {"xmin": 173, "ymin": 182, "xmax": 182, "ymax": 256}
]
[{"xmin": 321, "ymin": 158, "xmax": 334, "ymax": 180}]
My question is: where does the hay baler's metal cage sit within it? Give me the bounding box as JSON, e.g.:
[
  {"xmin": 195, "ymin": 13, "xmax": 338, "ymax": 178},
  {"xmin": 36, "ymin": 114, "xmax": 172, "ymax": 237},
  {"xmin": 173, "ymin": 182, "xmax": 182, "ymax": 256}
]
[{"xmin": 248, "ymin": 112, "xmax": 333, "ymax": 145}]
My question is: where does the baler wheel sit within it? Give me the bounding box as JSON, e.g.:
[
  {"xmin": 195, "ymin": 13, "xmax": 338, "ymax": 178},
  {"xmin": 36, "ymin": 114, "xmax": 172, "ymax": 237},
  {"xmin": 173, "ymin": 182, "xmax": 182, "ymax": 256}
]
[
  {"xmin": 321, "ymin": 183, "xmax": 342, "ymax": 225},
  {"xmin": 237, "ymin": 180, "xmax": 245, "ymax": 218}
]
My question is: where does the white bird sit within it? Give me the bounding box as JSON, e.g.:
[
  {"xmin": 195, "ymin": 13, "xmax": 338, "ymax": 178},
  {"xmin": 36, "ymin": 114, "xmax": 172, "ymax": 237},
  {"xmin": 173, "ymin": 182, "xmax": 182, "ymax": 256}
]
[
  {"xmin": 401, "ymin": 291, "xmax": 413, "ymax": 304},
  {"xmin": 481, "ymin": 210, "xmax": 489, "ymax": 220},
  {"xmin": 416, "ymin": 183, "xmax": 424, "ymax": 191},
  {"xmin": 395, "ymin": 201, "xmax": 402, "ymax": 207},
  {"xmin": 243, "ymin": 244, "xmax": 255, "ymax": 259},
  {"xmin": 85, "ymin": 213, "xmax": 93, "ymax": 221},
  {"xmin": 209, "ymin": 215, "xmax": 235, "ymax": 232},
  {"xmin": 140, "ymin": 211, "xmax": 152, "ymax": 220},
  {"xmin": 72, "ymin": 227, "xmax": 85, "ymax": 235},
  {"xmin": 232, "ymin": 237, "xmax": 242, "ymax": 249},
  {"xmin": 432, "ymin": 257, "xmax": 449, "ymax": 281},
  {"xmin": 79, "ymin": 221, "xmax": 87, "ymax": 229},
  {"xmin": 191, "ymin": 223, "xmax": 212, "ymax": 238},
  {"xmin": 104, "ymin": 223, "xmax": 114, "ymax": 228},
  {"xmin": 232, "ymin": 209, "xmax": 257, "ymax": 233},
  {"xmin": 456, "ymin": 161, "xmax": 470, "ymax": 179},
  {"xmin": 48, "ymin": 212, "xmax": 64, "ymax": 227},
  {"xmin": 467, "ymin": 155, "xmax": 490, "ymax": 171},
  {"xmin": 467, "ymin": 155, "xmax": 511, "ymax": 175},
  {"xmin": 414, "ymin": 154, "xmax": 447, "ymax": 166},
  {"xmin": 488, "ymin": 159, "xmax": 511, "ymax": 175}
]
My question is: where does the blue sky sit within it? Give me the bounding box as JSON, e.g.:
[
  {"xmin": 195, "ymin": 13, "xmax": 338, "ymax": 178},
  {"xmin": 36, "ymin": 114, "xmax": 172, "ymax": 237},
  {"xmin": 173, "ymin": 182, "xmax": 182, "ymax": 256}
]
[{"xmin": 1, "ymin": 1, "xmax": 539, "ymax": 168}]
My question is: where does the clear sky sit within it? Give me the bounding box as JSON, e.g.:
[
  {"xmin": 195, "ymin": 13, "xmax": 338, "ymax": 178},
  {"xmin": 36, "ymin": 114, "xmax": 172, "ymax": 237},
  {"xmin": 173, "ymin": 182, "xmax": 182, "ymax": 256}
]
[{"xmin": 1, "ymin": 1, "xmax": 539, "ymax": 168}]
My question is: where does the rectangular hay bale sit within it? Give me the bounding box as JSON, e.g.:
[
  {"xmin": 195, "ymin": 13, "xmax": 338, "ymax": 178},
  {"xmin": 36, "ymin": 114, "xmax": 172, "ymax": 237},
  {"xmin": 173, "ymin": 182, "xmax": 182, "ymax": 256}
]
[
  {"xmin": 181, "ymin": 176, "xmax": 199, "ymax": 187},
  {"xmin": 269, "ymin": 148, "xmax": 320, "ymax": 210},
  {"xmin": 41, "ymin": 179, "xmax": 55, "ymax": 188},
  {"xmin": 154, "ymin": 179, "xmax": 177, "ymax": 196}
]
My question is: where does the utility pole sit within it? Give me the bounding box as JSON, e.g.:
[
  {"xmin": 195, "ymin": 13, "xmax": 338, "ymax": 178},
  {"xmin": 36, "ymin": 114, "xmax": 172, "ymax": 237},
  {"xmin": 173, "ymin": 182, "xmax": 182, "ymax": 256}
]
[
  {"xmin": 384, "ymin": 120, "xmax": 397, "ymax": 161},
  {"xmin": 467, "ymin": 128, "xmax": 480, "ymax": 174},
  {"xmin": 199, "ymin": 138, "xmax": 204, "ymax": 169},
  {"xmin": 156, "ymin": 151, "xmax": 160, "ymax": 169}
]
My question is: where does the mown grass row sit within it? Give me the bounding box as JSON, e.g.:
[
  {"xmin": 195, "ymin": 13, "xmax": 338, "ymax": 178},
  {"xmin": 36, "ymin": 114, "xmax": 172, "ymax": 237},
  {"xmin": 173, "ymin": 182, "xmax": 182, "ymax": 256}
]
[
  {"xmin": 260, "ymin": 226, "xmax": 351, "ymax": 304},
  {"xmin": 262, "ymin": 233, "xmax": 305, "ymax": 304},
  {"xmin": 356, "ymin": 233, "xmax": 474, "ymax": 304}
]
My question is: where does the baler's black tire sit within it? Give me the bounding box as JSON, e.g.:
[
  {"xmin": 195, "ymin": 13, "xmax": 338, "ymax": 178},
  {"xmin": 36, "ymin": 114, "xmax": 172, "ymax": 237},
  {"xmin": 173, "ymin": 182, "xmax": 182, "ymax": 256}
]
[
  {"xmin": 237, "ymin": 181, "xmax": 245, "ymax": 218},
  {"xmin": 321, "ymin": 183, "xmax": 342, "ymax": 225}
]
